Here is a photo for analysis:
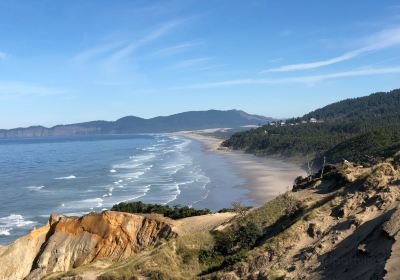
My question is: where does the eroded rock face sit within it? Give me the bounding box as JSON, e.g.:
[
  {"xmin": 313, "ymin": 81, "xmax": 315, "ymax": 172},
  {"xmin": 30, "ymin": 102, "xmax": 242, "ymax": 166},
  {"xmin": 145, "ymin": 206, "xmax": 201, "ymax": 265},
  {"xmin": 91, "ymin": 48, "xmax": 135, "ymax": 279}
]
[
  {"xmin": 0, "ymin": 211, "xmax": 177, "ymax": 280},
  {"xmin": 0, "ymin": 225, "xmax": 49, "ymax": 280}
]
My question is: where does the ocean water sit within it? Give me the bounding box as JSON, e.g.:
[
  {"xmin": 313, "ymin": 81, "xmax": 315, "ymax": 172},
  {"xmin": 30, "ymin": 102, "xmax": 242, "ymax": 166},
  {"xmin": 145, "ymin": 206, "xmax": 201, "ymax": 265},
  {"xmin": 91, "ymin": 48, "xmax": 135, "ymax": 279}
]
[{"xmin": 0, "ymin": 134, "xmax": 252, "ymax": 245}]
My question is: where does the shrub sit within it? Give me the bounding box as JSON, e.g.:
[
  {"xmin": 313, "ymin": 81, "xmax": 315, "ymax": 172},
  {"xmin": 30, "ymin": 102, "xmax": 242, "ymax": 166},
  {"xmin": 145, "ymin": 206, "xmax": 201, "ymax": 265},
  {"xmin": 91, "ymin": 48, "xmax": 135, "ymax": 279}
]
[
  {"xmin": 111, "ymin": 201, "xmax": 212, "ymax": 219},
  {"xmin": 236, "ymin": 222, "xmax": 262, "ymax": 248},
  {"xmin": 212, "ymin": 221, "xmax": 262, "ymax": 255}
]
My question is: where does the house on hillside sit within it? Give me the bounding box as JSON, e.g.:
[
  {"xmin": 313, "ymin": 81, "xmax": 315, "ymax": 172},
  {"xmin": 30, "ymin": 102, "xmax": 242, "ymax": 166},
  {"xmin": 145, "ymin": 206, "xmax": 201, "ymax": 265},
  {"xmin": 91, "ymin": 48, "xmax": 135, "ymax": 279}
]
[{"xmin": 310, "ymin": 118, "xmax": 317, "ymax": 123}]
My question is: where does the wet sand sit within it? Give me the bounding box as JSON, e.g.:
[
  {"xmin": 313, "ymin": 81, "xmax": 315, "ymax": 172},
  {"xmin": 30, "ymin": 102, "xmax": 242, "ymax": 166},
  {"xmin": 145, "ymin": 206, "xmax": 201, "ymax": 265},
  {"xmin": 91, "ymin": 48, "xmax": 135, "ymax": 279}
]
[{"xmin": 174, "ymin": 131, "xmax": 306, "ymax": 205}]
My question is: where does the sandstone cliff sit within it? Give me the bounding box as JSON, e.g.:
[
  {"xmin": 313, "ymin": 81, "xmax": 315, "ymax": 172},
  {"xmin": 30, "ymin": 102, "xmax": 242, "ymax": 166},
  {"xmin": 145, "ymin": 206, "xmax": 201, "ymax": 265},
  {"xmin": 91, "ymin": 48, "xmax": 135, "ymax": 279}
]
[{"xmin": 0, "ymin": 211, "xmax": 176, "ymax": 280}]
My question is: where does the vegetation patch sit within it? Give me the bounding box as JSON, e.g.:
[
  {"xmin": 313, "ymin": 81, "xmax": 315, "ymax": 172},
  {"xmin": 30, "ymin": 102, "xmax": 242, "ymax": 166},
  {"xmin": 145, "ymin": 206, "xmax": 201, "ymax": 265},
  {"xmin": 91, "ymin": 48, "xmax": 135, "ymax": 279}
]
[
  {"xmin": 98, "ymin": 232, "xmax": 214, "ymax": 280},
  {"xmin": 198, "ymin": 193, "xmax": 304, "ymax": 275},
  {"xmin": 111, "ymin": 201, "xmax": 212, "ymax": 219}
]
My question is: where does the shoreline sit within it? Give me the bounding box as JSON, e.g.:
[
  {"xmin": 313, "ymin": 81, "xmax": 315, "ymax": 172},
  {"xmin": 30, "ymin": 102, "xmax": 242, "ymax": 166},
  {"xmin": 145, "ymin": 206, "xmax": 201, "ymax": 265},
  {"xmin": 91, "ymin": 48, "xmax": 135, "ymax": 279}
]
[{"xmin": 173, "ymin": 130, "xmax": 306, "ymax": 205}]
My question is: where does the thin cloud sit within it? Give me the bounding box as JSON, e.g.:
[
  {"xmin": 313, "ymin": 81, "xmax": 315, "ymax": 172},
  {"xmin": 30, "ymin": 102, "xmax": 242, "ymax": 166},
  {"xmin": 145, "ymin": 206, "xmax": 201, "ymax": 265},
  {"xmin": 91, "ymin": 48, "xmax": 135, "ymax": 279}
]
[
  {"xmin": 169, "ymin": 57, "xmax": 212, "ymax": 70},
  {"xmin": 0, "ymin": 81, "xmax": 68, "ymax": 97},
  {"xmin": 71, "ymin": 41, "xmax": 125, "ymax": 64},
  {"xmin": 196, "ymin": 64, "xmax": 227, "ymax": 71},
  {"xmin": 150, "ymin": 41, "xmax": 202, "ymax": 57},
  {"xmin": 0, "ymin": 51, "xmax": 8, "ymax": 60},
  {"xmin": 264, "ymin": 27, "xmax": 400, "ymax": 72},
  {"xmin": 173, "ymin": 66, "xmax": 400, "ymax": 90},
  {"xmin": 105, "ymin": 19, "xmax": 184, "ymax": 66}
]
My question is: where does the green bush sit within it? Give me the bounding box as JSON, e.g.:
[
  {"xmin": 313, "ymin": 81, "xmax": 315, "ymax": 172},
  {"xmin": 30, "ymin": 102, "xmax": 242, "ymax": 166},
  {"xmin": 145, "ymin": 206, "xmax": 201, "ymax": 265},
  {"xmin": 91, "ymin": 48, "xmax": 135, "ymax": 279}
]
[
  {"xmin": 199, "ymin": 222, "xmax": 261, "ymax": 274},
  {"xmin": 217, "ymin": 206, "xmax": 252, "ymax": 213},
  {"xmin": 111, "ymin": 201, "xmax": 212, "ymax": 220}
]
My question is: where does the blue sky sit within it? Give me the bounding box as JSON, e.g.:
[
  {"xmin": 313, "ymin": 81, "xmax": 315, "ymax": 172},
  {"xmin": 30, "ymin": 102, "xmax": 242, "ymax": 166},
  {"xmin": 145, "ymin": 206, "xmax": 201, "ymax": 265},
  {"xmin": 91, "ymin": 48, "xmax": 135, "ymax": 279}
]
[{"xmin": 1, "ymin": 0, "xmax": 400, "ymax": 128}]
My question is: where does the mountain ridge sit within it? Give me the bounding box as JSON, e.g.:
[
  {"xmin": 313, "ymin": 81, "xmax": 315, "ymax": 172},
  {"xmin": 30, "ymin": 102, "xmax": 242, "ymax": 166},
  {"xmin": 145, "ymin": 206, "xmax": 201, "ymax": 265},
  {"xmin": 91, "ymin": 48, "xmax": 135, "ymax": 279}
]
[{"xmin": 0, "ymin": 109, "xmax": 272, "ymax": 138}]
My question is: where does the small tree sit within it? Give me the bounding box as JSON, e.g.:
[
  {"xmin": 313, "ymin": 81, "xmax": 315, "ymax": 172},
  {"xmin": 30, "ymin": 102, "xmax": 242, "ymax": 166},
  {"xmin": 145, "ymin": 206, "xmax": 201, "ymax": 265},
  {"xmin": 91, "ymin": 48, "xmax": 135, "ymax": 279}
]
[
  {"xmin": 284, "ymin": 193, "xmax": 301, "ymax": 217},
  {"xmin": 232, "ymin": 201, "xmax": 248, "ymax": 217},
  {"xmin": 320, "ymin": 156, "xmax": 326, "ymax": 179},
  {"xmin": 306, "ymin": 156, "xmax": 314, "ymax": 181},
  {"xmin": 237, "ymin": 222, "xmax": 262, "ymax": 249}
]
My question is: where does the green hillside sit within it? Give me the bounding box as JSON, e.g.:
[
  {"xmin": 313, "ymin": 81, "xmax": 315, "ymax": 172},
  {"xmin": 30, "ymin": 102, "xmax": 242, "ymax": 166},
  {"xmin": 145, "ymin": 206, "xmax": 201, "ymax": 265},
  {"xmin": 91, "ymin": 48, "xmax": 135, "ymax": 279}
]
[{"xmin": 222, "ymin": 89, "xmax": 400, "ymax": 166}]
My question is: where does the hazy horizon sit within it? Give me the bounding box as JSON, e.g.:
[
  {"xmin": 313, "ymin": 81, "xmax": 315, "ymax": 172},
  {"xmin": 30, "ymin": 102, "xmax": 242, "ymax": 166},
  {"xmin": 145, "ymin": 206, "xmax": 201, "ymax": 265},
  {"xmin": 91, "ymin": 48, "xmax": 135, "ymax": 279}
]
[{"xmin": 1, "ymin": 0, "xmax": 400, "ymax": 128}]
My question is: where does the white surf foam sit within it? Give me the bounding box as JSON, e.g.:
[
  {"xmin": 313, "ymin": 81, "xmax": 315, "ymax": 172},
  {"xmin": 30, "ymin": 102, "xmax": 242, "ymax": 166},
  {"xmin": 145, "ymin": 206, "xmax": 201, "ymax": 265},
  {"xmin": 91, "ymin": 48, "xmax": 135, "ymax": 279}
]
[
  {"xmin": 81, "ymin": 197, "xmax": 103, "ymax": 208},
  {"xmin": 0, "ymin": 214, "xmax": 36, "ymax": 231},
  {"xmin": 173, "ymin": 138, "xmax": 191, "ymax": 150},
  {"xmin": 109, "ymin": 169, "xmax": 117, "ymax": 173},
  {"xmin": 26, "ymin": 185, "xmax": 45, "ymax": 191},
  {"xmin": 55, "ymin": 175, "xmax": 76, "ymax": 180},
  {"xmin": 0, "ymin": 227, "xmax": 11, "ymax": 236},
  {"xmin": 118, "ymin": 171, "xmax": 144, "ymax": 179},
  {"xmin": 112, "ymin": 162, "xmax": 143, "ymax": 169},
  {"xmin": 129, "ymin": 154, "xmax": 156, "ymax": 162}
]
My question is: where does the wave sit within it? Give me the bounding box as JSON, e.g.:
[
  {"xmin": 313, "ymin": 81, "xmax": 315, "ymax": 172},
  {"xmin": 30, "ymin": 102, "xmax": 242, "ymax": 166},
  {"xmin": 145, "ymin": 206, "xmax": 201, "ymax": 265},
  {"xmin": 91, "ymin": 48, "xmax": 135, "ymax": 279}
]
[
  {"xmin": 0, "ymin": 227, "xmax": 10, "ymax": 236},
  {"xmin": 81, "ymin": 197, "xmax": 103, "ymax": 208},
  {"xmin": 55, "ymin": 175, "xmax": 76, "ymax": 180},
  {"xmin": 141, "ymin": 146, "xmax": 160, "ymax": 152},
  {"xmin": 115, "ymin": 186, "xmax": 151, "ymax": 204},
  {"xmin": 190, "ymin": 189, "xmax": 211, "ymax": 208},
  {"xmin": 0, "ymin": 214, "xmax": 36, "ymax": 235},
  {"xmin": 162, "ymin": 163, "xmax": 186, "ymax": 172},
  {"xmin": 173, "ymin": 138, "xmax": 191, "ymax": 150},
  {"xmin": 112, "ymin": 162, "xmax": 143, "ymax": 169},
  {"xmin": 61, "ymin": 197, "xmax": 104, "ymax": 210},
  {"xmin": 109, "ymin": 169, "xmax": 117, "ymax": 173},
  {"xmin": 129, "ymin": 154, "xmax": 156, "ymax": 162},
  {"xmin": 62, "ymin": 211, "xmax": 86, "ymax": 217},
  {"xmin": 157, "ymin": 183, "xmax": 181, "ymax": 204},
  {"xmin": 118, "ymin": 171, "xmax": 145, "ymax": 179},
  {"xmin": 177, "ymin": 180, "xmax": 196, "ymax": 186},
  {"xmin": 145, "ymin": 165, "xmax": 153, "ymax": 171},
  {"xmin": 25, "ymin": 185, "xmax": 45, "ymax": 191}
]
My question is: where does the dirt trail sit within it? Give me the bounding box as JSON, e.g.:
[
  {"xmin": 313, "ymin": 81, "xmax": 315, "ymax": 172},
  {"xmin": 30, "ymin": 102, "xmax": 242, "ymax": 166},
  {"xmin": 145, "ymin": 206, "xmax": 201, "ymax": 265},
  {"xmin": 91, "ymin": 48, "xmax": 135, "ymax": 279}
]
[{"xmin": 172, "ymin": 212, "xmax": 236, "ymax": 235}]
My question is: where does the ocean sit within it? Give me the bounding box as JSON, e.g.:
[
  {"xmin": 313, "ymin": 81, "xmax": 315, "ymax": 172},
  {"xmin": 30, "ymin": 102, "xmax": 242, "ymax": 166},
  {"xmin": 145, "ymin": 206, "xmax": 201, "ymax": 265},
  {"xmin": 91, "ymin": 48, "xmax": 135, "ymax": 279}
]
[{"xmin": 0, "ymin": 134, "xmax": 252, "ymax": 245}]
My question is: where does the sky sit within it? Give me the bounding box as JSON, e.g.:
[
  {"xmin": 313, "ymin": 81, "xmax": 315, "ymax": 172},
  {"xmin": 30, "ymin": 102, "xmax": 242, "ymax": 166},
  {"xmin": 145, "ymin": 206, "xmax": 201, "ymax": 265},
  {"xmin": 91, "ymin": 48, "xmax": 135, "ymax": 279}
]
[{"xmin": 1, "ymin": 0, "xmax": 400, "ymax": 128}]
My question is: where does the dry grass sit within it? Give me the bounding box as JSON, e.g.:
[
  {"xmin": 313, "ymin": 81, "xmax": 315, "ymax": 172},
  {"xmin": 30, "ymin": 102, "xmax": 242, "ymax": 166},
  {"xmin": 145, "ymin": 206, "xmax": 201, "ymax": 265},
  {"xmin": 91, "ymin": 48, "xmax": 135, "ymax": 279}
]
[
  {"xmin": 96, "ymin": 232, "xmax": 214, "ymax": 280},
  {"xmin": 235, "ymin": 193, "xmax": 302, "ymax": 230}
]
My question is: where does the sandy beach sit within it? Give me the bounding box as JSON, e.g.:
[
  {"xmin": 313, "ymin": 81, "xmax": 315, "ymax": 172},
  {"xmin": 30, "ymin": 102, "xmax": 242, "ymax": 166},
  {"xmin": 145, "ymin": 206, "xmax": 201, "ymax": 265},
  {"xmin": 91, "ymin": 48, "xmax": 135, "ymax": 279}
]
[{"xmin": 174, "ymin": 130, "xmax": 306, "ymax": 205}]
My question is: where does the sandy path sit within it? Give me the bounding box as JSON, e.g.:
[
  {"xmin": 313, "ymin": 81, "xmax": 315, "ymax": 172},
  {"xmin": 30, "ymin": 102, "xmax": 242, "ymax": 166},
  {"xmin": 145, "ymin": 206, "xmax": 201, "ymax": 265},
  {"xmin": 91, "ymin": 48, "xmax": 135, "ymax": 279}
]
[{"xmin": 172, "ymin": 212, "xmax": 236, "ymax": 235}]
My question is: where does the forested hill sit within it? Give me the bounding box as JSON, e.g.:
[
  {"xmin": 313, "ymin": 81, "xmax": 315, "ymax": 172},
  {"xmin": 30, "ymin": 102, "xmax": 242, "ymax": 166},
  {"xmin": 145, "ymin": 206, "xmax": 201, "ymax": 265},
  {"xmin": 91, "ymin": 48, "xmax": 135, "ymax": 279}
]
[
  {"xmin": 222, "ymin": 89, "xmax": 400, "ymax": 167},
  {"xmin": 0, "ymin": 110, "xmax": 272, "ymax": 138},
  {"xmin": 301, "ymin": 89, "xmax": 400, "ymax": 121}
]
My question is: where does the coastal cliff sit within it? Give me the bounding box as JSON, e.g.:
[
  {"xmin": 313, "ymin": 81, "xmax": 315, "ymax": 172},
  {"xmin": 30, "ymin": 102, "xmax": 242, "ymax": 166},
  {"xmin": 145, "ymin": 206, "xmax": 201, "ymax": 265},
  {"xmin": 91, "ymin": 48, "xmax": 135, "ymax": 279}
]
[
  {"xmin": 0, "ymin": 211, "xmax": 177, "ymax": 280},
  {"xmin": 1, "ymin": 154, "xmax": 400, "ymax": 279}
]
